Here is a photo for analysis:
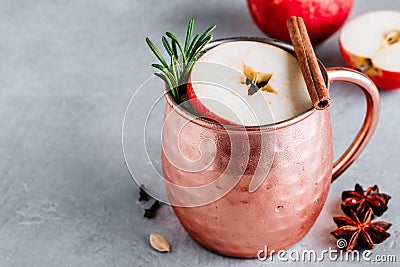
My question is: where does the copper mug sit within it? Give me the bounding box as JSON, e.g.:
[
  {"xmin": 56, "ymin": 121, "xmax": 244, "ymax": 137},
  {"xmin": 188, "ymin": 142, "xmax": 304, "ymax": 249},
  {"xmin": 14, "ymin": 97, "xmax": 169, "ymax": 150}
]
[{"xmin": 161, "ymin": 37, "xmax": 380, "ymax": 258}]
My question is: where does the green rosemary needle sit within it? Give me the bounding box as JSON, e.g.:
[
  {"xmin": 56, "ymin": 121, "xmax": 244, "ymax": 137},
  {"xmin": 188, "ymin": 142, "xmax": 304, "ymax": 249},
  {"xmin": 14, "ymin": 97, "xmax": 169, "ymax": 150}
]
[{"xmin": 146, "ymin": 18, "xmax": 216, "ymax": 101}]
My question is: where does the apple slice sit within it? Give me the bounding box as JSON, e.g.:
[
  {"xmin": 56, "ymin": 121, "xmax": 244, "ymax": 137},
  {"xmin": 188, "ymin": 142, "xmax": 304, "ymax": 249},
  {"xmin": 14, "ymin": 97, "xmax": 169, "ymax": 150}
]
[
  {"xmin": 339, "ymin": 10, "xmax": 400, "ymax": 90},
  {"xmin": 187, "ymin": 41, "xmax": 312, "ymax": 126}
]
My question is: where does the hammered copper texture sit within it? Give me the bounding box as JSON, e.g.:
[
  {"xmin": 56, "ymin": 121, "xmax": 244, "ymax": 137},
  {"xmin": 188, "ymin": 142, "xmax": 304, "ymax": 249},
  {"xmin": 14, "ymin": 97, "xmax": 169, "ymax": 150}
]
[{"xmin": 161, "ymin": 102, "xmax": 333, "ymax": 258}]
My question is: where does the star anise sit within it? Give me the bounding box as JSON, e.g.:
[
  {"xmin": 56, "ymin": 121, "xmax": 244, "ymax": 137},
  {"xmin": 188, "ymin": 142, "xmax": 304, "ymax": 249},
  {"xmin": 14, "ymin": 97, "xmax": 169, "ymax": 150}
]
[
  {"xmin": 331, "ymin": 208, "xmax": 391, "ymax": 250},
  {"xmin": 342, "ymin": 184, "xmax": 391, "ymax": 217}
]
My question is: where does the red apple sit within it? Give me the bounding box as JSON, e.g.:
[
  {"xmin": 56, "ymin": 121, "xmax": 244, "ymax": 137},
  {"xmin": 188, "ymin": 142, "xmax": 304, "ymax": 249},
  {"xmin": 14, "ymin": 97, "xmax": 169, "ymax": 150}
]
[
  {"xmin": 339, "ymin": 10, "xmax": 400, "ymax": 90},
  {"xmin": 187, "ymin": 41, "xmax": 312, "ymax": 126},
  {"xmin": 247, "ymin": 0, "xmax": 353, "ymax": 44}
]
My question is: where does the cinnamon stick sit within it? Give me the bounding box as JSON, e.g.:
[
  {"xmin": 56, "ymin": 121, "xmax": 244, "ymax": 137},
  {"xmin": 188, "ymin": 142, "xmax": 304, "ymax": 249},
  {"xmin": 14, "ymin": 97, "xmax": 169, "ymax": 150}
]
[{"xmin": 287, "ymin": 16, "xmax": 331, "ymax": 110}]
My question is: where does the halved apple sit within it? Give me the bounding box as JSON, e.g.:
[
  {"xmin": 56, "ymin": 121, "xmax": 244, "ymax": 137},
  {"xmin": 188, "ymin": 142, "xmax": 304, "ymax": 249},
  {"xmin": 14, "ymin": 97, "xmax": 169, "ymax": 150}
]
[
  {"xmin": 187, "ymin": 41, "xmax": 312, "ymax": 126},
  {"xmin": 339, "ymin": 10, "xmax": 400, "ymax": 90}
]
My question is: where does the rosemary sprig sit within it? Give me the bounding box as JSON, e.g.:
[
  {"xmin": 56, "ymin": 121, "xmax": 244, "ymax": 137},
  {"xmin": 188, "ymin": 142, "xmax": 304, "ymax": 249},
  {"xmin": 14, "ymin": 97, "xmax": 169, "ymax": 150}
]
[{"xmin": 146, "ymin": 18, "xmax": 216, "ymax": 101}]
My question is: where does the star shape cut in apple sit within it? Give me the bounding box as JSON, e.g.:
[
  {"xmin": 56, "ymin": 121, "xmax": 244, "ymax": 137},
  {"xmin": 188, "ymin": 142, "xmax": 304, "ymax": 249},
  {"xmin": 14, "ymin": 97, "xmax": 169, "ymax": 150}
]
[{"xmin": 339, "ymin": 10, "xmax": 400, "ymax": 90}]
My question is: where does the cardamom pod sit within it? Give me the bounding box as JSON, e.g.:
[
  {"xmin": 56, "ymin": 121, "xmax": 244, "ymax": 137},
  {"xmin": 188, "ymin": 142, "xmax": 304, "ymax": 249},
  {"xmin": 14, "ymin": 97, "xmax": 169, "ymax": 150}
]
[{"xmin": 149, "ymin": 234, "xmax": 171, "ymax": 253}]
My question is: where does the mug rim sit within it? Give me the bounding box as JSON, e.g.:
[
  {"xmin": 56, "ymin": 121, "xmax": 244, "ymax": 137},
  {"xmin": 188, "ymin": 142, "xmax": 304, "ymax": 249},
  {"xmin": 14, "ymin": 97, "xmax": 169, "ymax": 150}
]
[{"xmin": 163, "ymin": 36, "xmax": 329, "ymax": 132}]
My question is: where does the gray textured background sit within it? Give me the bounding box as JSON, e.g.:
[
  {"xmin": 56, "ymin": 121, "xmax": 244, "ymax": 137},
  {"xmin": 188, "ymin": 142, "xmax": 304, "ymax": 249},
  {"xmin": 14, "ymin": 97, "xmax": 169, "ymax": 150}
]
[{"xmin": 1, "ymin": 0, "xmax": 399, "ymax": 266}]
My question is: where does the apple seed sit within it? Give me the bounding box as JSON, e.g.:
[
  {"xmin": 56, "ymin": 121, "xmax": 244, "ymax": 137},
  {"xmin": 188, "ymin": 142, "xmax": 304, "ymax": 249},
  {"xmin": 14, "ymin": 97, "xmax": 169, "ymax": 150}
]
[{"xmin": 384, "ymin": 29, "xmax": 400, "ymax": 46}]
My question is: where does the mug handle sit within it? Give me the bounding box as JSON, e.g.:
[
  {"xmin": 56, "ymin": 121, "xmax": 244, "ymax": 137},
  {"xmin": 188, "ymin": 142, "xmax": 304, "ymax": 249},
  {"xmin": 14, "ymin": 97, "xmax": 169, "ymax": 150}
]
[{"xmin": 326, "ymin": 67, "xmax": 380, "ymax": 182}]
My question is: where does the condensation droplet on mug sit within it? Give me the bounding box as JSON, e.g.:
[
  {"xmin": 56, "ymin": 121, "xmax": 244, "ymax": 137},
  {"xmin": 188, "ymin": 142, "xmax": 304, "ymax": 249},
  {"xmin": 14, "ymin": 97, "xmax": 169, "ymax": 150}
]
[{"xmin": 275, "ymin": 205, "xmax": 284, "ymax": 212}]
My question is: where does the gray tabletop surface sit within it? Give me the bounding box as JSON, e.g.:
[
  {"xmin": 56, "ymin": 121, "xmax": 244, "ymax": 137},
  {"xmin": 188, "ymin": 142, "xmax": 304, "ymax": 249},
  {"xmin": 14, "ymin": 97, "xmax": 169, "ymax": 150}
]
[{"xmin": 1, "ymin": 0, "xmax": 400, "ymax": 266}]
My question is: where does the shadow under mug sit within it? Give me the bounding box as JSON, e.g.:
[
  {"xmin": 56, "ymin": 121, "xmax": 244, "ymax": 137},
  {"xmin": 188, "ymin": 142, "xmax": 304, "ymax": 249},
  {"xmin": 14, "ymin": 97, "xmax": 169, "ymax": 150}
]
[{"xmin": 161, "ymin": 37, "xmax": 380, "ymax": 258}]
